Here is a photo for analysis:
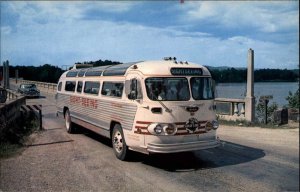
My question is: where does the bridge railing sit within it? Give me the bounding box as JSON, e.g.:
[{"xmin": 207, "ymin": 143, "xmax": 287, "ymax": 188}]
[
  {"xmin": 6, "ymin": 89, "xmax": 20, "ymax": 100},
  {"xmin": 10, "ymin": 78, "xmax": 57, "ymax": 94},
  {"xmin": 215, "ymin": 98, "xmax": 246, "ymax": 121}
]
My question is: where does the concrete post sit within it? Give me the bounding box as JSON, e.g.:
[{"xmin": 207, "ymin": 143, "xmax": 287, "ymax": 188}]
[
  {"xmin": 6, "ymin": 61, "xmax": 10, "ymax": 89},
  {"xmin": 4, "ymin": 61, "xmax": 9, "ymax": 89},
  {"xmin": 245, "ymin": 49, "xmax": 255, "ymax": 122},
  {"xmin": 2, "ymin": 62, "xmax": 6, "ymax": 88},
  {"xmin": 15, "ymin": 70, "xmax": 19, "ymax": 84}
]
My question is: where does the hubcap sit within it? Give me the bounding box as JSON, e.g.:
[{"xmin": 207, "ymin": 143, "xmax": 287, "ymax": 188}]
[{"xmin": 113, "ymin": 131, "xmax": 123, "ymax": 153}]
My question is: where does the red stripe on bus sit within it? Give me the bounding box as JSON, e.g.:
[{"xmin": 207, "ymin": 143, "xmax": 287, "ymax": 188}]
[
  {"xmin": 136, "ymin": 121, "xmax": 152, "ymax": 124},
  {"xmin": 135, "ymin": 126, "xmax": 148, "ymax": 129}
]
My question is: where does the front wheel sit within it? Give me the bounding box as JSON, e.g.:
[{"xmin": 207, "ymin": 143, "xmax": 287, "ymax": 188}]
[
  {"xmin": 65, "ymin": 109, "xmax": 75, "ymax": 133},
  {"xmin": 112, "ymin": 124, "xmax": 129, "ymax": 160}
]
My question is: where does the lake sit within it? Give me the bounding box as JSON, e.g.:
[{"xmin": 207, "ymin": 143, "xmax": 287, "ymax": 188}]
[{"xmin": 216, "ymin": 82, "xmax": 299, "ymax": 107}]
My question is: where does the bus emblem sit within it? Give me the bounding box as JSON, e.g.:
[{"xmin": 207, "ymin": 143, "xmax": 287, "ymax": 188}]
[
  {"xmin": 185, "ymin": 106, "xmax": 199, "ymax": 113},
  {"xmin": 185, "ymin": 118, "xmax": 199, "ymax": 133}
]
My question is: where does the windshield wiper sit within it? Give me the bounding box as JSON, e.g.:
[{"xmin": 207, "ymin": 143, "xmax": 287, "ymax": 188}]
[
  {"xmin": 158, "ymin": 100, "xmax": 172, "ymax": 113},
  {"xmin": 151, "ymin": 92, "xmax": 172, "ymax": 113}
]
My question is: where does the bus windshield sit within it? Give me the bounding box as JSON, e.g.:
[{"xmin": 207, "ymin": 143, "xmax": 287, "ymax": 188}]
[
  {"xmin": 190, "ymin": 77, "xmax": 214, "ymax": 100},
  {"xmin": 145, "ymin": 77, "xmax": 190, "ymax": 101}
]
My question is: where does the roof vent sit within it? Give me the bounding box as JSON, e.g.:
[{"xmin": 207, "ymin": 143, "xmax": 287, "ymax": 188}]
[{"xmin": 163, "ymin": 57, "xmax": 176, "ymax": 61}]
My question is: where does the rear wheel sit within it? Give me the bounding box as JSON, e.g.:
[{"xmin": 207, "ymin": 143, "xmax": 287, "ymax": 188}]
[
  {"xmin": 112, "ymin": 124, "xmax": 129, "ymax": 160},
  {"xmin": 65, "ymin": 109, "xmax": 75, "ymax": 133}
]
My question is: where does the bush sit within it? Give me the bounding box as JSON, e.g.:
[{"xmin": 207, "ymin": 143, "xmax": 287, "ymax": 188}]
[
  {"xmin": 256, "ymin": 101, "xmax": 278, "ymax": 124},
  {"xmin": 286, "ymin": 89, "xmax": 299, "ymax": 109}
]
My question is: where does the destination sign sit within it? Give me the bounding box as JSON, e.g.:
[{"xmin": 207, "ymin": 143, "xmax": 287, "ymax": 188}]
[{"xmin": 170, "ymin": 68, "xmax": 203, "ymax": 76}]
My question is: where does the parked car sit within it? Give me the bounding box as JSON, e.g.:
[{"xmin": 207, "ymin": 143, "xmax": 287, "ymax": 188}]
[{"xmin": 18, "ymin": 83, "xmax": 40, "ymax": 98}]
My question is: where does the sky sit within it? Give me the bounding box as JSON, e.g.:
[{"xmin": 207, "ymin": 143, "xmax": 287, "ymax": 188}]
[{"xmin": 0, "ymin": 1, "xmax": 299, "ymax": 69}]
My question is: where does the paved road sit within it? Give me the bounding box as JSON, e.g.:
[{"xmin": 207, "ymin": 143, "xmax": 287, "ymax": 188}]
[{"xmin": 0, "ymin": 89, "xmax": 299, "ymax": 191}]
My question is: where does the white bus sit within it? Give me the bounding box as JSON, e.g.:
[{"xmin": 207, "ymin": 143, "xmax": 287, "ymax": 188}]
[{"xmin": 56, "ymin": 58, "xmax": 220, "ymax": 160}]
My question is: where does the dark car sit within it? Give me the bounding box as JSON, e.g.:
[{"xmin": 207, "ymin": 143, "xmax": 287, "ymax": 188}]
[{"xmin": 18, "ymin": 83, "xmax": 40, "ymax": 98}]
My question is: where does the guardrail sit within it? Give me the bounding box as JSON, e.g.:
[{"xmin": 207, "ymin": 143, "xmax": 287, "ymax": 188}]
[
  {"xmin": 11, "ymin": 78, "xmax": 57, "ymax": 94},
  {"xmin": 215, "ymin": 98, "xmax": 246, "ymax": 121},
  {"xmin": 6, "ymin": 89, "xmax": 20, "ymax": 100}
]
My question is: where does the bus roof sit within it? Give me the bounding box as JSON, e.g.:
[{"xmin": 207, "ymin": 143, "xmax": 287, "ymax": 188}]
[{"xmin": 61, "ymin": 60, "xmax": 211, "ymax": 78}]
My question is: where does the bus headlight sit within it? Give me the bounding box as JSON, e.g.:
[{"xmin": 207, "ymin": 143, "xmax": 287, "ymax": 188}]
[
  {"xmin": 148, "ymin": 123, "xmax": 177, "ymax": 135},
  {"xmin": 163, "ymin": 123, "xmax": 177, "ymax": 135},
  {"xmin": 154, "ymin": 124, "xmax": 163, "ymax": 134}
]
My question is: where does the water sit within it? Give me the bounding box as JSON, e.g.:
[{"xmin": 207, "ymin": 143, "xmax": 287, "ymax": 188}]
[{"xmin": 216, "ymin": 82, "xmax": 299, "ymax": 107}]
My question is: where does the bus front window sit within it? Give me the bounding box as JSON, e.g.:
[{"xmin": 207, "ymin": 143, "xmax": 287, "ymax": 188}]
[
  {"xmin": 145, "ymin": 78, "xmax": 190, "ymax": 101},
  {"xmin": 191, "ymin": 77, "xmax": 215, "ymax": 100}
]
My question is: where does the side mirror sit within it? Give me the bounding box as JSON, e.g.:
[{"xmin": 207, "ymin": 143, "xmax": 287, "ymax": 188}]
[
  {"xmin": 125, "ymin": 79, "xmax": 137, "ymax": 100},
  {"xmin": 128, "ymin": 90, "xmax": 137, "ymax": 100},
  {"xmin": 125, "ymin": 78, "xmax": 142, "ymax": 100}
]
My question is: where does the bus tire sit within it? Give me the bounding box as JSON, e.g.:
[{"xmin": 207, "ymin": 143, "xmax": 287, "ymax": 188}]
[
  {"xmin": 65, "ymin": 109, "xmax": 74, "ymax": 133},
  {"xmin": 112, "ymin": 124, "xmax": 129, "ymax": 160}
]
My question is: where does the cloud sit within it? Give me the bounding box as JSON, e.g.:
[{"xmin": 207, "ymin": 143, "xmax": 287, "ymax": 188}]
[
  {"xmin": 1, "ymin": 26, "xmax": 12, "ymax": 35},
  {"xmin": 1, "ymin": 1, "xmax": 298, "ymax": 69},
  {"xmin": 184, "ymin": 1, "xmax": 299, "ymax": 33},
  {"xmin": 2, "ymin": 1, "xmax": 136, "ymax": 26}
]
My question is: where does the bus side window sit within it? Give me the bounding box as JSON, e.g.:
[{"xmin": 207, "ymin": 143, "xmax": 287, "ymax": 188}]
[
  {"xmin": 58, "ymin": 82, "xmax": 62, "ymax": 92},
  {"xmin": 77, "ymin": 81, "xmax": 83, "ymax": 93},
  {"xmin": 101, "ymin": 82, "xmax": 124, "ymax": 98},
  {"xmin": 84, "ymin": 81, "xmax": 100, "ymax": 95},
  {"xmin": 65, "ymin": 81, "xmax": 76, "ymax": 92}
]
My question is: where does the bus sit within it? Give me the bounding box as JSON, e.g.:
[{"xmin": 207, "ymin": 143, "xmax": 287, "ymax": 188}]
[{"xmin": 56, "ymin": 58, "xmax": 220, "ymax": 160}]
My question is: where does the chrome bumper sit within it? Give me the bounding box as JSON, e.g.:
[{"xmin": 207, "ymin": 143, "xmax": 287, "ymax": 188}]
[{"xmin": 147, "ymin": 139, "xmax": 220, "ymax": 153}]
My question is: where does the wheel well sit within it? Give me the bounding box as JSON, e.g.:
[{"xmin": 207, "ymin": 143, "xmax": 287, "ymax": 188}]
[
  {"xmin": 63, "ymin": 107, "xmax": 68, "ymax": 118},
  {"xmin": 110, "ymin": 121, "xmax": 121, "ymax": 138}
]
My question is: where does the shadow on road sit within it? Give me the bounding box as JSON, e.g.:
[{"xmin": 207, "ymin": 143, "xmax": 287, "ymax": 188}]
[
  {"xmin": 76, "ymin": 127, "xmax": 265, "ymax": 172},
  {"xmin": 26, "ymin": 140, "xmax": 74, "ymax": 147},
  {"xmin": 77, "ymin": 126, "xmax": 112, "ymax": 147},
  {"xmin": 25, "ymin": 96, "xmax": 46, "ymax": 99},
  {"xmin": 142, "ymin": 141, "xmax": 265, "ymax": 172}
]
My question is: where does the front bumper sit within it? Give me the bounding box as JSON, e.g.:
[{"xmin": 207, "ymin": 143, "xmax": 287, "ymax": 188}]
[
  {"xmin": 23, "ymin": 92, "xmax": 40, "ymax": 97},
  {"xmin": 147, "ymin": 138, "xmax": 220, "ymax": 153}
]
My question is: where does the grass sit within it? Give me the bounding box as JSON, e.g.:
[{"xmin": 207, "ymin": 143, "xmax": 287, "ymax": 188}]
[
  {"xmin": 0, "ymin": 112, "xmax": 39, "ymax": 159},
  {"xmin": 0, "ymin": 143, "xmax": 24, "ymax": 158}
]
